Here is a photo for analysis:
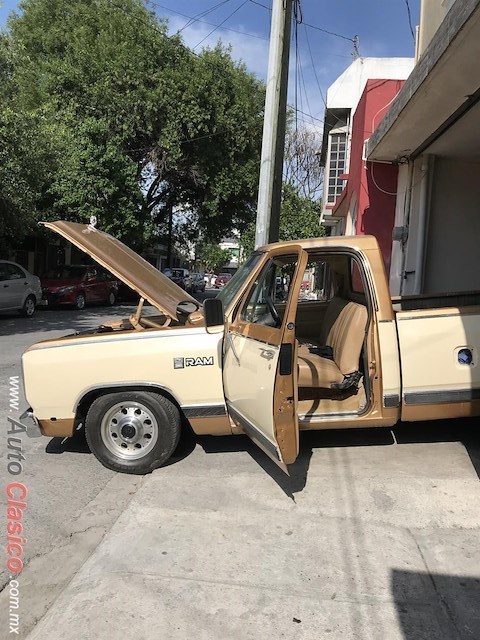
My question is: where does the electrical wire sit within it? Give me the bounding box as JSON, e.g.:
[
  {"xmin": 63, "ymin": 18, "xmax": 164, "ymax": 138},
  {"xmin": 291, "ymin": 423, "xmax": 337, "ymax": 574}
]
[
  {"xmin": 303, "ymin": 20, "xmax": 355, "ymax": 43},
  {"xmin": 249, "ymin": 0, "xmax": 355, "ymax": 43},
  {"xmin": 193, "ymin": 0, "xmax": 249, "ymax": 50},
  {"xmin": 404, "ymin": 0, "xmax": 416, "ymax": 42},
  {"xmin": 146, "ymin": 0, "xmax": 268, "ymax": 41},
  {"xmin": 175, "ymin": 0, "xmax": 233, "ymax": 33},
  {"xmin": 302, "ymin": 23, "xmax": 326, "ymax": 109}
]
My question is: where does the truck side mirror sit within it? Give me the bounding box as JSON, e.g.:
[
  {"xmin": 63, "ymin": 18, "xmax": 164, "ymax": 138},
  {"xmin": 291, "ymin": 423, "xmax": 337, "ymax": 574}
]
[{"xmin": 204, "ymin": 298, "xmax": 224, "ymax": 332}]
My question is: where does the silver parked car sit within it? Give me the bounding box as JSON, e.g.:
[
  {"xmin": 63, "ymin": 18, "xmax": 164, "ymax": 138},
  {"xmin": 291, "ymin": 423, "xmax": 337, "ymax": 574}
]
[{"xmin": 0, "ymin": 260, "xmax": 42, "ymax": 317}]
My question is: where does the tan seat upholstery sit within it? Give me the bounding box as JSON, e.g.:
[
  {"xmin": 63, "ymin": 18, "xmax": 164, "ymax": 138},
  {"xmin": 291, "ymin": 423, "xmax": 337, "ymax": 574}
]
[
  {"xmin": 297, "ymin": 353, "xmax": 344, "ymax": 387},
  {"xmin": 298, "ymin": 298, "xmax": 367, "ymax": 388}
]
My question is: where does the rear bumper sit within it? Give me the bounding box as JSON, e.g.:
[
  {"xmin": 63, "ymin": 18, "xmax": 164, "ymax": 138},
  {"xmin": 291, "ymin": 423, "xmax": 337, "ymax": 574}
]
[{"xmin": 19, "ymin": 408, "xmax": 43, "ymax": 438}]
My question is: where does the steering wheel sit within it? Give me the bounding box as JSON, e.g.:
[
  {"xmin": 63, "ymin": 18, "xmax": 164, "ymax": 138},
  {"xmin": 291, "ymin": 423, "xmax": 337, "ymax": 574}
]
[{"xmin": 266, "ymin": 295, "xmax": 281, "ymax": 327}]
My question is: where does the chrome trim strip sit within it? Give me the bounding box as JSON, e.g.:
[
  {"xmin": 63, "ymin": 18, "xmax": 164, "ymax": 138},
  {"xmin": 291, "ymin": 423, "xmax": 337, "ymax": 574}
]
[
  {"xmin": 226, "ymin": 401, "xmax": 281, "ymax": 461},
  {"xmin": 404, "ymin": 388, "xmax": 480, "ymax": 405},
  {"xmin": 396, "ymin": 312, "xmax": 474, "ymax": 321},
  {"xmin": 298, "ymin": 410, "xmax": 361, "ymax": 422}
]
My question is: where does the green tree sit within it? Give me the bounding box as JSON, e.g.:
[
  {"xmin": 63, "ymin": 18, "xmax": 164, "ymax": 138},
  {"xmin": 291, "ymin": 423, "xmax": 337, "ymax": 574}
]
[
  {"xmin": 0, "ymin": 0, "xmax": 264, "ymax": 249},
  {"xmin": 198, "ymin": 243, "xmax": 233, "ymax": 272}
]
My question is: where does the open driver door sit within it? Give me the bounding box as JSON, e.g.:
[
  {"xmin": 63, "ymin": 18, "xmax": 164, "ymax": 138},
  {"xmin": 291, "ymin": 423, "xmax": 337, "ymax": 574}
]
[{"xmin": 222, "ymin": 248, "xmax": 307, "ymax": 473}]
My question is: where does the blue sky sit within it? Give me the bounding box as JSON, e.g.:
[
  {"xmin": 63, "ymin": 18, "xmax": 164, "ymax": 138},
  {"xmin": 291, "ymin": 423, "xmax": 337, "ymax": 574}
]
[{"xmin": 0, "ymin": 0, "xmax": 420, "ymax": 128}]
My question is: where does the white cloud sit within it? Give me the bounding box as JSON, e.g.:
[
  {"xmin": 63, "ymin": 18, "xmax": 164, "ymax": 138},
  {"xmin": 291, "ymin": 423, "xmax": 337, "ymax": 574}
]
[{"xmin": 167, "ymin": 16, "xmax": 270, "ymax": 79}]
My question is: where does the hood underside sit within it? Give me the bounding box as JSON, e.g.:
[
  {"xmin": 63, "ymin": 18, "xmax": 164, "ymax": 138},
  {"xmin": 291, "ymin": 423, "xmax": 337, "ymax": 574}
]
[{"xmin": 40, "ymin": 221, "xmax": 198, "ymax": 321}]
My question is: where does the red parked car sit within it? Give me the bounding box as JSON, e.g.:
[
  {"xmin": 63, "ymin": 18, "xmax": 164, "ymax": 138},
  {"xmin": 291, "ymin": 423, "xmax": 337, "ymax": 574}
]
[
  {"xmin": 213, "ymin": 273, "xmax": 232, "ymax": 288},
  {"xmin": 41, "ymin": 265, "xmax": 118, "ymax": 310}
]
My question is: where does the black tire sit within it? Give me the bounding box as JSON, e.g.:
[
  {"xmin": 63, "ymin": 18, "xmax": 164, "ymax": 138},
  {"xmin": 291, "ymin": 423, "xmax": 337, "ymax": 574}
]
[
  {"xmin": 85, "ymin": 391, "xmax": 181, "ymax": 474},
  {"xmin": 107, "ymin": 290, "xmax": 116, "ymax": 306},
  {"xmin": 74, "ymin": 292, "xmax": 86, "ymax": 310},
  {"xmin": 21, "ymin": 295, "xmax": 36, "ymax": 317}
]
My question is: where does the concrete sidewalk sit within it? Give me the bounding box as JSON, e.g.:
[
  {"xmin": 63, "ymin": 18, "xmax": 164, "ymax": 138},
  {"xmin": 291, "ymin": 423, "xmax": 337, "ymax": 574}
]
[{"xmin": 26, "ymin": 427, "xmax": 480, "ymax": 640}]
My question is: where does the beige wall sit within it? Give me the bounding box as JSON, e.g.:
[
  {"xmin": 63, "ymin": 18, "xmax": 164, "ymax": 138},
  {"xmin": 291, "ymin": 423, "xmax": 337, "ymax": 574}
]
[
  {"xmin": 423, "ymin": 157, "xmax": 480, "ymax": 293},
  {"xmin": 417, "ymin": 0, "xmax": 456, "ymax": 58}
]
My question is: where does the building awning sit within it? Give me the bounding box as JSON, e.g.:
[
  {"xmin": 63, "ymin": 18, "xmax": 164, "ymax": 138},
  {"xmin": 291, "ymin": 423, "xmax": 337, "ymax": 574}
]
[{"xmin": 367, "ymin": 0, "xmax": 480, "ymax": 162}]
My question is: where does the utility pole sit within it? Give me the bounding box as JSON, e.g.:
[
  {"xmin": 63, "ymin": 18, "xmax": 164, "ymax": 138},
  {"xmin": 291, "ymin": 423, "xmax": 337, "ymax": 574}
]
[{"xmin": 254, "ymin": 0, "xmax": 293, "ymax": 248}]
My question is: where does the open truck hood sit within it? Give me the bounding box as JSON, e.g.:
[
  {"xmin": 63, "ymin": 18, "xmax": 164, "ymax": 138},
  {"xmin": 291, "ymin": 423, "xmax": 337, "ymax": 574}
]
[{"xmin": 40, "ymin": 221, "xmax": 198, "ymax": 321}]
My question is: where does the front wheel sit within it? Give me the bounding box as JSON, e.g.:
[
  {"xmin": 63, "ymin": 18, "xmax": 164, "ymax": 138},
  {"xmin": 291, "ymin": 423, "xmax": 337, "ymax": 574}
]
[
  {"xmin": 107, "ymin": 290, "xmax": 116, "ymax": 306},
  {"xmin": 85, "ymin": 391, "xmax": 181, "ymax": 474},
  {"xmin": 74, "ymin": 292, "xmax": 86, "ymax": 310},
  {"xmin": 21, "ymin": 295, "xmax": 36, "ymax": 317}
]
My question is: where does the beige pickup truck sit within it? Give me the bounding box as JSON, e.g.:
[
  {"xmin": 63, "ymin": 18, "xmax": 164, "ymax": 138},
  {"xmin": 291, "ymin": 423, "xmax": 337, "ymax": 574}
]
[{"xmin": 20, "ymin": 221, "xmax": 480, "ymax": 474}]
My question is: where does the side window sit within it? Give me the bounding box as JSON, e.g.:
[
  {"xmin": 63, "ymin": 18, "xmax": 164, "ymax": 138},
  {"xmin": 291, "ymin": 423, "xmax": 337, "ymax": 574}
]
[
  {"xmin": 299, "ymin": 260, "xmax": 334, "ymax": 302},
  {"xmin": 5, "ymin": 264, "xmax": 25, "ymax": 280},
  {"xmin": 241, "ymin": 256, "xmax": 298, "ymax": 326}
]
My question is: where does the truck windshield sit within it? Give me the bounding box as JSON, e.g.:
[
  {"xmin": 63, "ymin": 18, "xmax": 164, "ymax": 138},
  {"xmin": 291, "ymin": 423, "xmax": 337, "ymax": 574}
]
[{"xmin": 216, "ymin": 252, "xmax": 264, "ymax": 310}]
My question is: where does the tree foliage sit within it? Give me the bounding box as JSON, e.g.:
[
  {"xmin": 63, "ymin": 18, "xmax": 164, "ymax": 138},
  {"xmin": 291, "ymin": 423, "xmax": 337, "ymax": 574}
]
[
  {"xmin": 0, "ymin": 0, "xmax": 265, "ymax": 249},
  {"xmin": 198, "ymin": 243, "xmax": 233, "ymax": 272}
]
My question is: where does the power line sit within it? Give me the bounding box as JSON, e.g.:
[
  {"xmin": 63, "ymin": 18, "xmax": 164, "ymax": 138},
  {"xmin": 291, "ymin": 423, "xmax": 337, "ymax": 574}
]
[
  {"xmin": 302, "ymin": 22, "xmax": 326, "ymax": 109},
  {"xmin": 193, "ymin": 0, "xmax": 249, "ymax": 50},
  {"xmin": 303, "ymin": 20, "xmax": 355, "ymax": 44},
  {"xmin": 404, "ymin": 0, "xmax": 416, "ymax": 41},
  {"xmin": 249, "ymin": 0, "xmax": 355, "ymax": 44},
  {"xmin": 175, "ymin": 0, "xmax": 233, "ymax": 33},
  {"xmin": 294, "ymin": 108, "xmax": 324, "ymax": 126},
  {"xmin": 146, "ymin": 0, "xmax": 269, "ymax": 41}
]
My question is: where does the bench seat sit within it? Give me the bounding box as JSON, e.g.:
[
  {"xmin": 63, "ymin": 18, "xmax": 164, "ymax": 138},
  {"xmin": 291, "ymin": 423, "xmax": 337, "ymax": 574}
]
[{"xmin": 297, "ymin": 298, "xmax": 367, "ymax": 388}]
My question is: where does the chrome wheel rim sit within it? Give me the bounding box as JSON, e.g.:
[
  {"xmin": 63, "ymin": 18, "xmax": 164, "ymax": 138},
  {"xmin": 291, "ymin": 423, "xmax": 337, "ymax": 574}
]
[
  {"xmin": 108, "ymin": 292, "xmax": 115, "ymax": 305},
  {"xmin": 100, "ymin": 401, "xmax": 159, "ymax": 460},
  {"xmin": 25, "ymin": 298, "xmax": 35, "ymax": 316},
  {"xmin": 76, "ymin": 294, "xmax": 85, "ymax": 309}
]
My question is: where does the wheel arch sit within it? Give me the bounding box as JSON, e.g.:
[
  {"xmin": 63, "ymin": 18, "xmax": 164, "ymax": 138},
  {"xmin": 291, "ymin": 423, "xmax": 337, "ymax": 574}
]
[{"xmin": 75, "ymin": 383, "xmax": 184, "ymax": 425}]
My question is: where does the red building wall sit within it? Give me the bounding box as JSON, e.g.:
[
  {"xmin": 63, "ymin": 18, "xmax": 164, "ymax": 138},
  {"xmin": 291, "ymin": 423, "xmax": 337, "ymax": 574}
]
[{"xmin": 344, "ymin": 79, "xmax": 405, "ymax": 273}]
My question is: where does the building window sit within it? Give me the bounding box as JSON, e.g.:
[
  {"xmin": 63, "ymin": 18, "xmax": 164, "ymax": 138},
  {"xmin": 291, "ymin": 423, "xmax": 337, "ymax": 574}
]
[{"xmin": 327, "ymin": 132, "xmax": 347, "ymax": 204}]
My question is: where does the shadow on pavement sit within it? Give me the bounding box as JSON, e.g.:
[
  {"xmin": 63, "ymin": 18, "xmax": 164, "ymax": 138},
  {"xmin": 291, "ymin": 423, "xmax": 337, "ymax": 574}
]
[
  {"xmin": 392, "ymin": 569, "xmax": 480, "ymax": 640},
  {"xmin": 46, "ymin": 429, "xmax": 91, "ymax": 455},
  {"xmin": 44, "ymin": 410, "xmax": 480, "ymax": 489},
  {"xmin": 198, "ymin": 417, "xmax": 480, "ymax": 496},
  {"xmin": 45, "ymin": 418, "xmax": 197, "ymax": 467}
]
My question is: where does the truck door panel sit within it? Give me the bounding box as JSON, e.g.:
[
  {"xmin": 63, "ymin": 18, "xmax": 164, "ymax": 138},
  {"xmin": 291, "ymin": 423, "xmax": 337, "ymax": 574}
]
[
  {"xmin": 223, "ymin": 249, "xmax": 306, "ymax": 471},
  {"xmin": 397, "ymin": 307, "xmax": 480, "ymax": 420}
]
